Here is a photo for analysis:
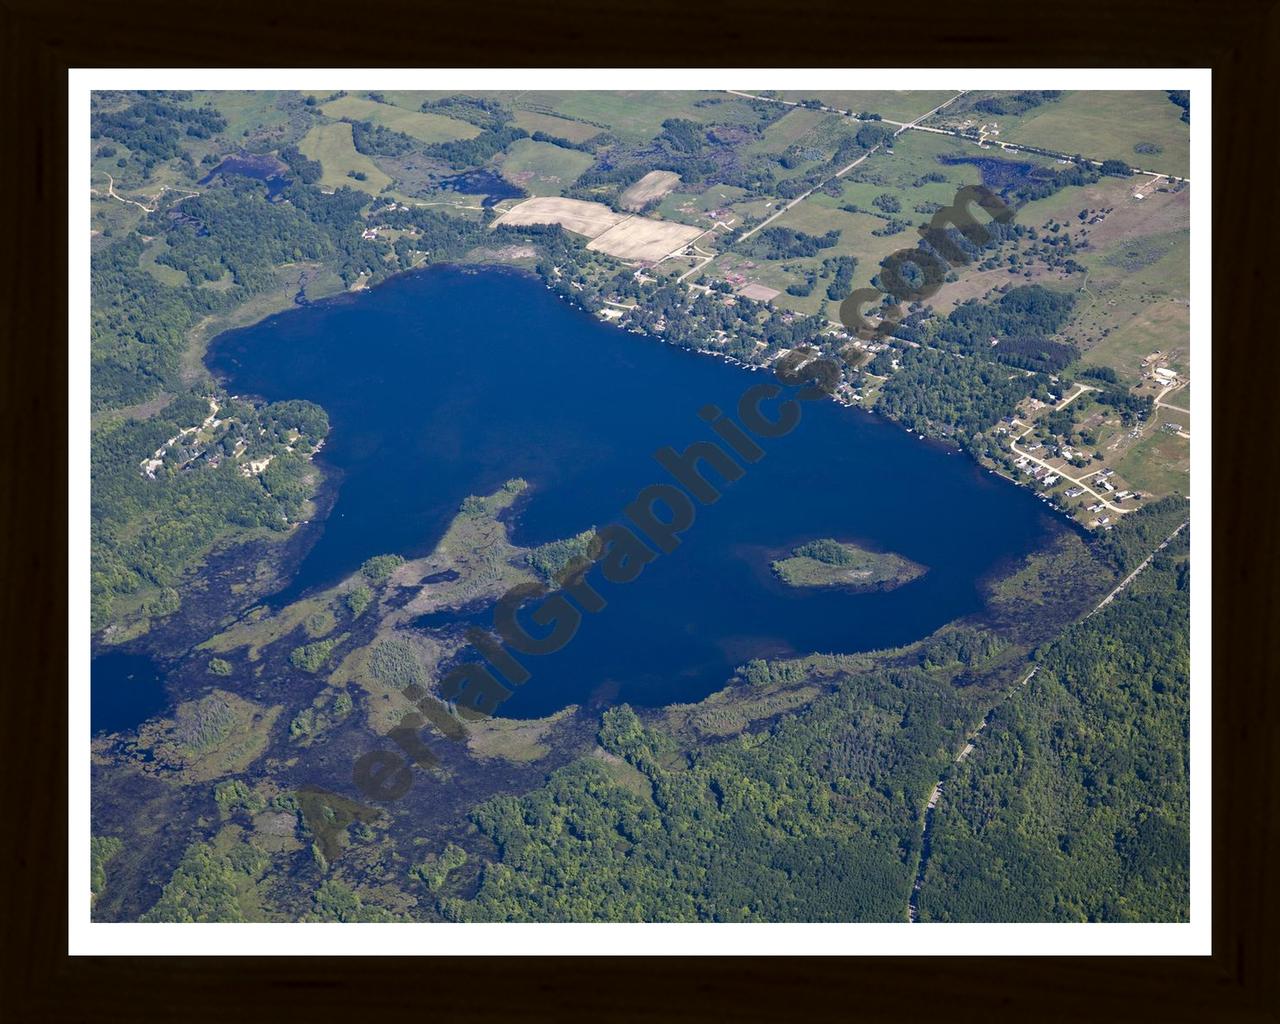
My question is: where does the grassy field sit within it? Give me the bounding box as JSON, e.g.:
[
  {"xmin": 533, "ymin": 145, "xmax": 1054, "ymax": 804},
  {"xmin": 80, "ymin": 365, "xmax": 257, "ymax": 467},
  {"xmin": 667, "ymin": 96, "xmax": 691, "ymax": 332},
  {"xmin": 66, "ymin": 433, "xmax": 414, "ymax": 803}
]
[
  {"xmin": 992, "ymin": 91, "xmax": 1190, "ymax": 178},
  {"xmin": 703, "ymin": 134, "xmax": 998, "ymax": 316},
  {"xmin": 497, "ymin": 139, "xmax": 593, "ymax": 196},
  {"xmin": 656, "ymin": 183, "xmax": 751, "ymax": 225},
  {"xmin": 511, "ymin": 109, "xmax": 602, "ymax": 143},
  {"xmin": 1114, "ymin": 408, "xmax": 1190, "ymax": 497},
  {"xmin": 837, "ymin": 130, "xmax": 986, "ymax": 211},
  {"xmin": 319, "ymin": 95, "xmax": 479, "ymax": 144},
  {"xmin": 1074, "ymin": 231, "xmax": 1191, "ymax": 382},
  {"xmin": 514, "ymin": 91, "xmax": 766, "ymax": 142},
  {"xmin": 771, "ymin": 90, "xmax": 958, "ymax": 122},
  {"xmin": 619, "ymin": 170, "xmax": 682, "ymax": 211},
  {"xmin": 138, "ymin": 238, "xmax": 188, "ymax": 287},
  {"xmin": 745, "ymin": 108, "xmax": 862, "ymax": 179},
  {"xmin": 748, "ymin": 107, "xmax": 833, "ymax": 152},
  {"xmin": 297, "ymin": 121, "xmax": 391, "ymax": 194},
  {"xmin": 190, "ymin": 90, "xmax": 293, "ymax": 140}
]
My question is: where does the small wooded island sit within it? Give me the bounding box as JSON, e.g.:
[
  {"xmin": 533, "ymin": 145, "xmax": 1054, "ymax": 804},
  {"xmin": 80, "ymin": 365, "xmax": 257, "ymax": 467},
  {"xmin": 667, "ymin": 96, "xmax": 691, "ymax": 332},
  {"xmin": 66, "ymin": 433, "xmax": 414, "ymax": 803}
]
[{"xmin": 771, "ymin": 538, "xmax": 926, "ymax": 592}]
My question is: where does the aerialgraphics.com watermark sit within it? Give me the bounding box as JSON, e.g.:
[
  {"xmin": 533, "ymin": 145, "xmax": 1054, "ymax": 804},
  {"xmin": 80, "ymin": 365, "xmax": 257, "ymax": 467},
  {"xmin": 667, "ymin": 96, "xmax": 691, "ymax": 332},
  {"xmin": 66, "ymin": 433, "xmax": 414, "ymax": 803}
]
[
  {"xmin": 838, "ymin": 183, "xmax": 1012, "ymax": 339},
  {"xmin": 301, "ymin": 182, "xmax": 1014, "ymax": 851}
]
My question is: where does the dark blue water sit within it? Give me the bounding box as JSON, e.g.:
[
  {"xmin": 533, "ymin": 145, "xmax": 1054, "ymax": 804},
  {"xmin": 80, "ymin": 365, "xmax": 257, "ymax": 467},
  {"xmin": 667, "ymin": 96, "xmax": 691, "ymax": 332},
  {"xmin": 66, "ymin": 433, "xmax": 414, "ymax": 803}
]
[
  {"xmin": 199, "ymin": 154, "xmax": 291, "ymax": 199},
  {"xmin": 208, "ymin": 266, "xmax": 1060, "ymax": 717},
  {"xmin": 434, "ymin": 170, "xmax": 524, "ymax": 207},
  {"xmin": 91, "ymin": 651, "xmax": 168, "ymax": 736}
]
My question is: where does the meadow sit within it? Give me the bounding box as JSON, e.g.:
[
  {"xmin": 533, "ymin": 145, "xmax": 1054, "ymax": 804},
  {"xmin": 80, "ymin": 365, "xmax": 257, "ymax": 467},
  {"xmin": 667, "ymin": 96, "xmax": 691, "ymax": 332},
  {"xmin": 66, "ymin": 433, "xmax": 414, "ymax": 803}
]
[
  {"xmin": 318, "ymin": 95, "xmax": 478, "ymax": 144},
  {"xmin": 297, "ymin": 121, "xmax": 392, "ymax": 194},
  {"xmin": 987, "ymin": 91, "xmax": 1190, "ymax": 178},
  {"xmin": 497, "ymin": 139, "xmax": 594, "ymax": 196}
]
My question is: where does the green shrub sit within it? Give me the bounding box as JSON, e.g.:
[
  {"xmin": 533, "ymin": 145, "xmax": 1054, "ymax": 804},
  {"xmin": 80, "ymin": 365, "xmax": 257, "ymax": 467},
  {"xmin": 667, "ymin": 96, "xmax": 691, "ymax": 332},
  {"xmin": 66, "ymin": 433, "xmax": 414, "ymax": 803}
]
[{"xmin": 360, "ymin": 554, "xmax": 404, "ymax": 584}]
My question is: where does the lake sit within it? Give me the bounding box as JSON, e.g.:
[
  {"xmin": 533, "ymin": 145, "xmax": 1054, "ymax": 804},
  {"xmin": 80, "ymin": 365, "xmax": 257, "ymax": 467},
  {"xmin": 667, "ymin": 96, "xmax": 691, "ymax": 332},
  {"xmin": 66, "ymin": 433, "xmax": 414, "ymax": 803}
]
[
  {"xmin": 207, "ymin": 265, "xmax": 1062, "ymax": 718},
  {"xmin": 91, "ymin": 651, "xmax": 168, "ymax": 736}
]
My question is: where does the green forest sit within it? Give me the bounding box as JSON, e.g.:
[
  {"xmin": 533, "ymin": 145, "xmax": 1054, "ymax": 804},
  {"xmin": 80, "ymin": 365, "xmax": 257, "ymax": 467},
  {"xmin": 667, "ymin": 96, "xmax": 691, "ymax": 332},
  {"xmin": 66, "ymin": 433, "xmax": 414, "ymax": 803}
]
[{"xmin": 919, "ymin": 531, "xmax": 1190, "ymax": 921}]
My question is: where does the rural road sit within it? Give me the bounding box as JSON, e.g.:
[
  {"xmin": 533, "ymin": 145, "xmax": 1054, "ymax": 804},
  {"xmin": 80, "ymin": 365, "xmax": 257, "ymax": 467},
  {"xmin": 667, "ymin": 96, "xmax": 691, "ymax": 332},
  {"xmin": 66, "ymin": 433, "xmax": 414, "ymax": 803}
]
[
  {"xmin": 1087, "ymin": 519, "xmax": 1190, "ymax": 617},
  {"xmin": 716, "ymin": 92, "xmax": 967, "ymax": 253},
  {"xmin": 908, "ymin": 663, "xmax": 1040, "ymax": 922},
  {"xmin": 724, "ymin": 89, "xmax": 1189, "ymax": 184},
  {"xmin": 1008, "ymin": 421, "xmax": 1134, "ymax": 515},
  {"xmin": 907, "ymin": 514, "xmax": 1188, "ymax": 920}
]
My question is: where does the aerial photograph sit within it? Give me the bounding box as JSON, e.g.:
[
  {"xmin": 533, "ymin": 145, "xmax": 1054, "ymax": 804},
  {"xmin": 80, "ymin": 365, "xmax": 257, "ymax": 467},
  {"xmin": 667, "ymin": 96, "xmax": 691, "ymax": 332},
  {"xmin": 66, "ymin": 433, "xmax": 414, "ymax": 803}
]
[{"xmin": 87, "ymin": 84, "xmax": 1194, "ymax": 927}]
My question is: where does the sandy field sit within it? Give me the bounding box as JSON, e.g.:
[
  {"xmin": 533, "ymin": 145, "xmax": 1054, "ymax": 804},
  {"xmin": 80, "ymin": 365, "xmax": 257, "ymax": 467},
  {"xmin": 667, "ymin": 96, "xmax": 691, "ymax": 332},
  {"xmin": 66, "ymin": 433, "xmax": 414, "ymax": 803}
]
[
  {"xmin": 619, "ymin": 170, "xmax": 682, "ymax": 211},
  {"xmin": 587, "ymin": 218, "xmax": 703, "ymax": 261},
  {"xmin": 492, "ymin": 197, "xmax": 627, "ymax": 238},
  {"xmin": 738, "ymin": 282, "xmax": 782, "ymax": 302},
  {"xmin": 495, "ymin": 196, "xmax": 703, "ymax": 262}
]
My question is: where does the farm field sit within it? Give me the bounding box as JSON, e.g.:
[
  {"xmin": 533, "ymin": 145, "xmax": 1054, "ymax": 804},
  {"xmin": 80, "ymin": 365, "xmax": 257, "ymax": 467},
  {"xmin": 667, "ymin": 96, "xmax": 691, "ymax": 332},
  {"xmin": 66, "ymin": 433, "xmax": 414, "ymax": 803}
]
[
  {"xmin": 297, "ymin": 121, "xmax": 392, "ymax": 194},
  {"xmin": 318, "ymin": 95, "xmax": 479, "ymax": 144},
  {"xmin": 979, "ymin": 91, "xmax": 1190, "ymax": 178},
  {"xmin": 586, "ymin": 217, "xmax": 703, "ymax": 262},
  {"xmin": 620, "ymin": 170, "xmax": 682, "ymax": 211},
  {"xmin": 512, "ymin": 91, "xmax": 766, "ymax": 141},
  {"xmin": 511, "ymin": 110, "xmax": 602, "ymax": 144},
  {"xmin": 493, "ymin": 196, "xmax": 701, "ymax": 261},
  {"xmin": 497, "ymin": 139, "xmax": 593, "ymax": 196},
  {"xmin": 493, "ymin": 196, "xmax": 627, "ymax": 237}
]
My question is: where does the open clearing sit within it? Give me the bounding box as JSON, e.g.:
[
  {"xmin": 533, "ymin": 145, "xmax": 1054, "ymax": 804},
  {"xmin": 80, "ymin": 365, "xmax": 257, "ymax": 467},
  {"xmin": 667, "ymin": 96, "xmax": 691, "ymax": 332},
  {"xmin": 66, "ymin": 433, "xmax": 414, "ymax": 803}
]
[
  {"xmin": 493, "ymin": 196, "xmax": 627, "ymax": 237},
  {"xmin": 494, "ymin": 197, "xmax": 702, "ymax": 261},
  {"xmin": 318, "ymin": 95, "xmax": 478, "ymax": 143},
  {"xmin": 511, "ymin": 109, "xmax": 602, "ymax": 143},
  {"xmin": 994, "ymin": 91, "xmax": 1190, "ymax": 178},
  {"xmin": 297, "ymin": 121, "xmax": 391, "ymax": 194},
  {"xmin": 587, "ymin": 217, "xmax": 703, "ymax": 262},
  {"xmin": 497, "ymin": 139, "xmax": 593, "ymax": 196},
  {"xmin": 513, "ymin": 91, "xmax": 766, "ymax": 142},
  {"xmin": 619, "ymin": 170, "xmax": 682, "ymax": 211}
]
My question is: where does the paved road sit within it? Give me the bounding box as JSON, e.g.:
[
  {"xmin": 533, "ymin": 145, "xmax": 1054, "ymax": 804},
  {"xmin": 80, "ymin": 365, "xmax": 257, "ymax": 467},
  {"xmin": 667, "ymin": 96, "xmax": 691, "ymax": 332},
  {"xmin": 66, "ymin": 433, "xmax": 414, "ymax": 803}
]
[
  {"xmin": 724, "ymin": 89, "xmax": 1190, "ymax": 184},
  {"xmin": 1087, "ymin": 519, "xmax": 1190, "ymax": 617},
  {"xmin": 1009, "ymin": 422, "xmax": 1133, "ymax": 515}
]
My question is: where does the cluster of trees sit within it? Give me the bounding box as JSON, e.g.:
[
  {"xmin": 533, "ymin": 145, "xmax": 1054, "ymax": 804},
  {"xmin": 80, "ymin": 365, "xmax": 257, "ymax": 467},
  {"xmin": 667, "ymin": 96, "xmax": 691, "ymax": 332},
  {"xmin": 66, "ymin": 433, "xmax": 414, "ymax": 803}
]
[
  {"xmin": 360, "ymin": 554, "xmax": 405, "ymax": 583},
  {"xmin": 455, "ymin": 657, "xmax": 982, "ymax": 921},
  {"xmin": 527, "ymin": 529, "xmax": 597, "ymax": 585},
  {"xmin": 873, "ymin": 347, "xmax": 1045, "ymax": 438},
  {"xmin": 424, "ymin": 126, "xmax": 528, "ymax": 169},
  {"xmin": 419, "ymin": 95, "xmax": 512, "ymax": 131},
  {"xmin": 744, "ymin": 226, "xmax": 840, "ymax": 260},
  {"xmin": 971, "ymin": 90, "xmax": 1062, "ymax": 117},
  {"xmin": 91, "ymin": 393, "xmax": 330, "ymax": 627},
  {"xmin": 156, "ymin": 181, "xmax": 330, "ymax": 288},
  {"xmin": 793, "ymin": 538, "xmax": 855, "ymax": 564},
  {"xmin": 289, "ymin": 634, "xmax": 347, "ymax": 673},
  {"xmin": 919, "ymin": 525, "xmax": 1189, "ymax": 921},
  {"xmin": 140, "ymin": 841, "xmax": 256, "ymax": 922},
  {"xmin": 934, "ymin": 285, "xmax": 1079, "ymax": 373},
  {"xmin": 1167, "ymin": 91, "xmax": 1190, "ymax": 124},
  {"xmin": 367, "ymin": 636, "xmax": 426, "ymax": 690},
  {"xmin": 349, "ymin": 119, "xmax": 417, "ymax": 158},
  {"xmin": 91, "ymin": 94, "xmax": 226, "ymax": 178}
]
